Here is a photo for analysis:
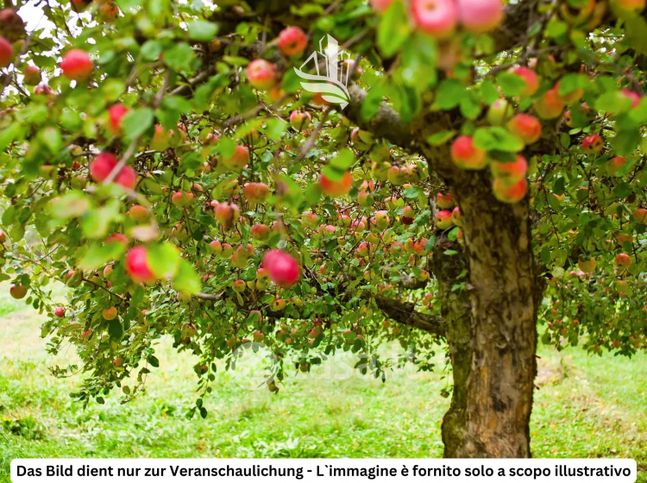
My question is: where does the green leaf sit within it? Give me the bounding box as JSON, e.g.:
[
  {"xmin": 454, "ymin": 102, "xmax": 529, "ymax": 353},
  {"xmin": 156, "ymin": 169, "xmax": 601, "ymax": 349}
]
[
  {"xmin": 434, "ymin": 80, "xmax": 465, "ymax": 110},
  {"xmin": 187, "ymin": 20, "xmax": 218, "ymax": 42},
  {"xmin": 140, "ymin": 40, "xmax": 162, "ymax": 61},
  {"xmin": 163, "ymin": 43, "xmax": 196, "ymax": 73},
  {"xmin": 473, "ymin": 127, "xmax": 524, "ymax": 153},
  {"xmin": 496, "ymin": 72, "xmax": 528, "ymax": 97},
  {"xmin": 147, "ymin": 242, "xmax": 181, "ymax": 279},
  {"xmin": 108, "ymin": 319, "xmax": 123, "ymax": 340},
  {"xmin": 122, "ymin": 108, "xmax": 154, "ymax": 142},
  {"xmin": 78, "ymin": 243, "xmax": 126, "ymax": 271},
  {"xmin": 174, "ymin": 259, "xmax": 202, "ymax": 295},
  {"xmin": 377, "ymin": 0, "xmax": 411, "ymax": 58},
  {"xmin": 595, "ymin": 91, "xmax": 632, "ymax": 116},
  {"xmin": 38, "ymin": 127, "xmax": 62, "ymax": 154},
  {"xmin": 426, "ymin": 130, "xmax": 455, "ymax": 146},
  {"xmin": 329, "ymin": 148, "xmax": 355, "ymax": 170},
  {"xmin": 50, "ymin": 191, "xmax": 92, "ymax": 219}
]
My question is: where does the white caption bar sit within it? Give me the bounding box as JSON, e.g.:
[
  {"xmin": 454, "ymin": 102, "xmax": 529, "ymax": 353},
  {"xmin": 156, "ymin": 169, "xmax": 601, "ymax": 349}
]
[{"xmin": 11, "ymin": 459, "xmax": 637, "ymax": 483}]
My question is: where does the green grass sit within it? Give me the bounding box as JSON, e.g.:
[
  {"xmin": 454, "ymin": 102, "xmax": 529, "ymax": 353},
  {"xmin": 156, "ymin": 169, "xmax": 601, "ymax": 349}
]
[{"xmin": 0, "ymin": 290, "xmax": 645, "ymax": 482}]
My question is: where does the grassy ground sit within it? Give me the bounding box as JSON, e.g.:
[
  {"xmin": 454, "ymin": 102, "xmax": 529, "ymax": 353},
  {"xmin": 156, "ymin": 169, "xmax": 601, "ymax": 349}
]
[{"xmin": 0, "ymin": 289, "xmax": 645, "ymax": 482}]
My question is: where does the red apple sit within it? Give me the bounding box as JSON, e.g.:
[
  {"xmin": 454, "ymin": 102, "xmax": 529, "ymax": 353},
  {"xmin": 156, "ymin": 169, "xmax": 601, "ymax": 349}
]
[
  {"xmin": 490, "ymin": 155, "xmax": 528, "ymax": 186},
  {"xmin": 435, "ymin": 210, "xmax": 453, "ymax": 229},
  {"xmin": 614, "ymin": 252, "xmax": 632, "ymax": 268},
  {"xmin": 106, "ymin": 232, "xmax": 129, "ymax": 245},
  {"xmin": 510, "ymin": 66, "xmax": 540, "ymax": 97},
  {"xmin": 451, "ymin": 135, "xmax": 487, "ymax": 170},
  {"xmin": 246, "ymin": 59, "xmax": 277, "ymax": 90},
  {"xmin": 251, "ymin": 223, "xmax": 270, "ymax": 240},
  {"xmin": 9, "ymin": 284, "xmax": 27, "ymax": 299},
  {"xmin": 534, "ymin": 86, "xmax": 565, "ymax": 120},
  {"xmin": 213, "ymin": 201, "xmax": 240, "ymax": 229},
  {"xmin": 507, "ymin": 114, "xmax": 542, "ymax": 144},
  {"xmin": 289, "ymin": 110, "xmax": 311, "ymax": 130},
  {"xmin": 243, "ymin": 182, "xmax": 270, "ymax": 204},
  {"xmin": 128, "ymin": 204, "xmax": 149, "ymax": 221},
  {"xmin": 60, "ymin": 49, "xmax": 93, "ymax": 81},
  {"xmin": 436, "ymin": 192, "xmax": 455, "ymax": 209},
  {"xmin": 54, "ymin": 306, "xmax": 66, "ymax": 317},
  {"xmin": 410, "ymin": 0, "xmax": 458, "ymax": 38},
  {"xmin": 371, "ymin": 0, "xmax": 394, "ymax": 12},
  {"xmin": 320, "ymin": 171, "xmax": 353, "ymax": 197},
  {"xmin": 102, "ymin": 306, "xmax": 118, "ymax": 320},
  {"xmin": 222, "ymin": 144, "xmax": 249, "ymax": 170},
  {"xmin": 582, "ymin": 134, "xmax": 603, "ymax": 154},
  {"xmin": 457, "ymin": 0, "xmax": 504, "ymax": 33},
  {"xmin": 451, "ymin": 206, "xmax": 462, "ymax": 226},
  {"xmin": 23, "ymin": 65, "xmax": 41, "ymax": 85},
  {"xmin": 607, "ymin": 155, "xmax": 627, "ymax": 176},
  {"xmin": 633, "ymin": 207, "xmax": 647, "ymax": 224},
  {"xmin": 492, "ymin": 177, "xmax": 528, "ymax": 204},
  {"xmin": 171, "ymin": 191, "xmax": 195, "ymax": 207},
  {"xmin": 89, "ymin": 152, "xmax": 137, "ymax": 189},
  {"xmin": 621, "ymin": 88, "xmax": 641, "ymax": 108},
  {"xmin": 262, "ymin": 249, "xmax": 300, "ymax": 287},
  {"xmin": 0, "ymin": 36, "xmax": 12, "ymax": 67},
  {"xmin": 108, "ymin": 103, "xmax": 128, "ymax": 134},
  {"xmin": 125, "ymin": 246, "xmax": 156, "ymax": 284},
  {"xmin": 277, "ymin": 26, "xmax": 307, "ymax": 57}
]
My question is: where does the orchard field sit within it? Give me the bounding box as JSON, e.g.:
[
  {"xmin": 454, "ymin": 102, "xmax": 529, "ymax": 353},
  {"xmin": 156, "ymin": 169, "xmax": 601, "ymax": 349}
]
[{"xmin": 0, "ymin": 286, "xmax": 645, "ymax": 482}]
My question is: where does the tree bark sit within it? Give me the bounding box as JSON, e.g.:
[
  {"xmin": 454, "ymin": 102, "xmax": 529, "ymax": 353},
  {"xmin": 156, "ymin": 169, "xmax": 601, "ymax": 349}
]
[{"xmin": 443, "ymin": 171, "xmax": 540, "ymax": 457}]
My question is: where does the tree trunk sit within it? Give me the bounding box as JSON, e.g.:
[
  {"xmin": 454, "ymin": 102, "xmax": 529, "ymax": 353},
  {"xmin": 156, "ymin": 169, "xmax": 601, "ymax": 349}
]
[{"xmin": 441, "ymin": 173, "xmax": 540, "ymax": 457}]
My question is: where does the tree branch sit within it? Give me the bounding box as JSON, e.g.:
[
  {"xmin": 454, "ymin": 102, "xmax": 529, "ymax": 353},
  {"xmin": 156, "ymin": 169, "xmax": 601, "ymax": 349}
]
[{"xmin": 374, "ymin": 295, "xmax": 445, "ymax": 337}]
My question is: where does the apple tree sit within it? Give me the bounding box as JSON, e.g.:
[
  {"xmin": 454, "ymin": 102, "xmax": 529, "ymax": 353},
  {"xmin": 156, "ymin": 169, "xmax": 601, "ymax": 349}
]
[{"xmin": 0, "ymin": 0, "xmax": 645, "ymax": 458}]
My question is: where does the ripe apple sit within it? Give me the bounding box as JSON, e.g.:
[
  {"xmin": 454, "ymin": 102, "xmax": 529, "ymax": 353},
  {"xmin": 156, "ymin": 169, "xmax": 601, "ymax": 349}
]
[
  {"xmin": 607, "ymin": 155, "xmax": 627, "ymax": 176},
  {"xmin": 9, "ymin": 283, "xmax": 27, "ymax": 299},
  {"xmin": 633, "ymin": 207, "xmax": 647, "ymax": 224},
  {"xmin": 60, "ymin": 49, "xmax": 93, "ymax": 81},
  {"xmin": 487, "ymin": 98, "xmax": 512, "ymax": 126},
  {"xmin": 370, "ymin": 0, "xmax": 394, "ymax": 12},
  {"xmin": 102, "ymin": 306, "xmax": 118, "ymax": 320},
  {"xmin": 171, "ymin": 191, "xmax": 195, "ymax": 207},
  {"xmin": 435, "ymin": 210, "xmax": 453, "ymax": 229},
  {"xmin": 263, "ymin": 249, "xmax": 300, "ymax": 288},
  {"xmin": 23, "ymin": 65, "xmax": 41, "ymax": 85},
  {"xmin": 510, "ymin": 66, "xmax": 540, "ymax": 97},
  {"xmin": 246, "ymin": 59, "xmax": 277, "ymax": 90},
  {"xmin": 251, "ymin": 223, "xmax": 270, "ymax": 240},
  {"xmin": 71, "ymin": 0, "xmax": 91, "ymax": 12},
  {"xmin": 108, "ymin": 103, "xmax": 128, "ymax": 134},
  {"xmin": 410, "ymin": 0, "xmax": 458, "ymax": 38},
  {"xmin": 106, "ymin": 232, "xmax": 128, "ymax": 245},
  {"xmin": 0, "ymin": 229, "xmax": 6, "ymax": 242},
  {"xmin": 54, "ymin": 306, "xmax": 66, "ymax": 317},
  {"xmin": 301, "ymin": 211, "xmax": 319, "ymax": 227},
  {"xmin": 401, "ymin": 205, "xmax": 415, "ymax": 225},
  {"xmin": 277, "ymin": 26, "xmax": 307, "ymax": 57},
  {"xmin": 289, "ymin": 110, "xmax": 311, "ymax": 130},
  {"xmin": 356, "ymin": 241, "xmax": 370, "ymax": 257},
  {"xmin": 213, "ymin": 202, "xmax": 240, "ymax": 229},
  {"xmin": 320, "ymin": 171, "xmax": 353, "ymax": 197},
  {"xmin": 271, "ymin": 297, "xmax": 286, "ymax": 311},
  {"xmin": 373, "ymin": 210, "xmax": 390, "ymax": 230},
  {"xmin": 534, "ymin": 86, "xmax": 565, "ymax": 120},
  {"xmin": 232, "ymin": 279, "xmax": 246, "ymax": 293},
  {"xmin": 490, "ymin": 155, "xmax": 528, "ymax": 186},
  {"xmin": 89, "ymin": 152, "xmax": 137, "ymax": 189},
  {"xmin": 451, "ymin": 206, "xmax": 462, "ymax": 226},
  {"xmin": 457, "ymin": 0, "xmax": 504, "ymax": 33},
  {"xmin": 222, "ymin": 144, "xmax": 249, "ymax": 170},
  {"xmin": 128, "ymin": 204, "xmax": 149, "ymax": 221},
  {"xmin": 492, "ymin": 177, "xmax": 528, "ymax": 204},
  {"xmin": 0, "ymin": 36, "xmax": 12, "ymax": 67},
  {"xmin": 450, "ymin": 135, "xmax": 487, "ymax": 170},
  {"xmin": 582, "ymin": 134, "xmax": 603, "ymax": 154},
  {"xmin": 437, "ymin": 192, "xmax": 455, "ymax": 209},
  {"xmin": 621, "ymin": 88, "xmax": 641, "ymax": 108},
  {"xmin": 507, "ymin": 114, "xmax": 542, "ymax": 144},
  {"xmin": 243, "ymin": 182, "xmax": 269, "ymax": 204},
  {"xmin": 611, "ymin": 0, "xmax": 645, "ymax": 13},
  {"xmin": 614, "ymin": 252, "xmax": 632, "ymax": 268},
  {"xmin": 125, "ymin": 246, "xmax": 156, "ymax": 284},
  {"xmin": 578, "ymin": 259, "xmax": 597, "ymax": 273}
]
